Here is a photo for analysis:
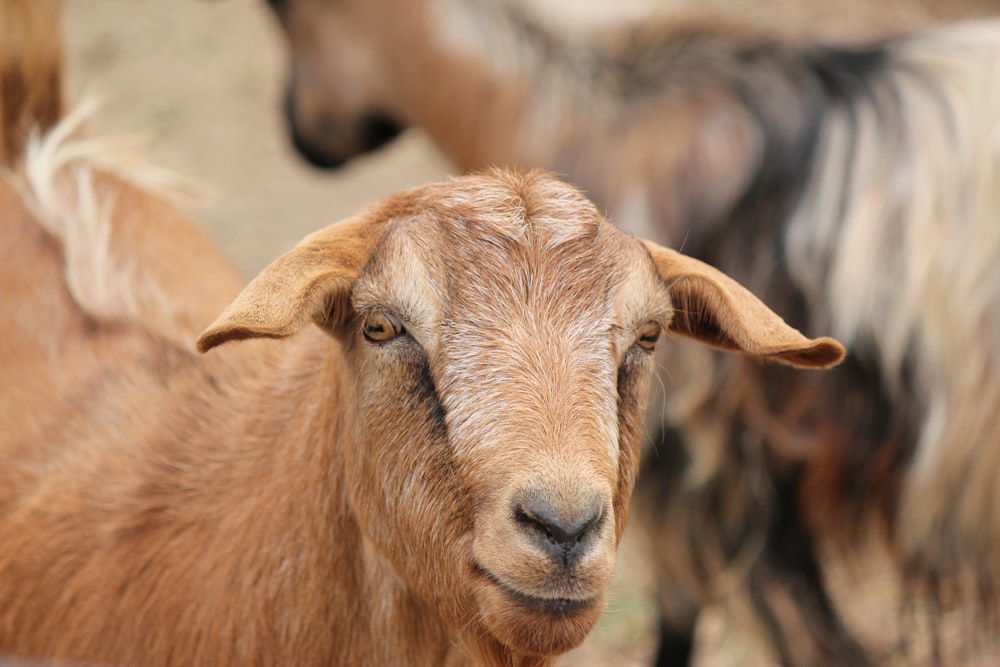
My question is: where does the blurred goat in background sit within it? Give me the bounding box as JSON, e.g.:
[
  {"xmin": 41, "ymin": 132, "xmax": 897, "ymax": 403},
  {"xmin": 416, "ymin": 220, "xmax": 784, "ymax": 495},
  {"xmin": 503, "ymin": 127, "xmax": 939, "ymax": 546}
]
[{"xmin": 264, "ymin": 0, "xmax": 1000, "ymax": 665}]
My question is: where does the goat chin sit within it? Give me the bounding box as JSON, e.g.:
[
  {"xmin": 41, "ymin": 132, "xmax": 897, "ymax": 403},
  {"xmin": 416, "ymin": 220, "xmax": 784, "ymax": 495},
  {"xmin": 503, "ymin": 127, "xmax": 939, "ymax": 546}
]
[{"xmin": 474, "ymin": 579, "xmax": 607, "ymax": 657}]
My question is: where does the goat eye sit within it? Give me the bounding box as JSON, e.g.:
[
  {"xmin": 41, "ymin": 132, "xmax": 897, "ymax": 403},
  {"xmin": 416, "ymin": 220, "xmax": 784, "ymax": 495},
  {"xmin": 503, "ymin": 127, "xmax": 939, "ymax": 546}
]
[
  {"xmin": 362, "ymin": 312, "xmax": 404, "ymax": 343},
  {"xmin": 635, "ymin": 322, "xmax": 661, "ymax": 352}
]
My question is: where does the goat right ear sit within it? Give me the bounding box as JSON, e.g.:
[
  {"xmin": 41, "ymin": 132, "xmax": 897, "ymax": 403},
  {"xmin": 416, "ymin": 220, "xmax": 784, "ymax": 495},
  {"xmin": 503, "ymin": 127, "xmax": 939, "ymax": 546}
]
[
  {"xmin": 641, "ymin": 240, "xmax": 846, "ymax": 369},
  {"xmin": 196, "ymin": 215, "xmax": 387, "ymax": 353}
]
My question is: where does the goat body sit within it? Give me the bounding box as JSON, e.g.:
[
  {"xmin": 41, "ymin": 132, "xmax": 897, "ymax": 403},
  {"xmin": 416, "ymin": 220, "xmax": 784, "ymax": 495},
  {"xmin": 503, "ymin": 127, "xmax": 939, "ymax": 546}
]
[
  {"xmin": 0, "ymin": 115, "xmax": 840, "ymax": 666},
  {"xmin": 268, "ymin": 1, "xmax": 1000, "ymax": 663}
]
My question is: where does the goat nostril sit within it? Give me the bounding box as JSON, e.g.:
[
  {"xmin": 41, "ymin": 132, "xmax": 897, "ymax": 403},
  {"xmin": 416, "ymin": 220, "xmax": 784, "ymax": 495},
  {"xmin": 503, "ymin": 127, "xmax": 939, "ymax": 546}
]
[
  {"xmin": 513, "ymin": 498, "xmax": 605, "ymax": 559},
  {"xmin": 359, "ymin": 112, "xmax": 405, "ymax": 152}
]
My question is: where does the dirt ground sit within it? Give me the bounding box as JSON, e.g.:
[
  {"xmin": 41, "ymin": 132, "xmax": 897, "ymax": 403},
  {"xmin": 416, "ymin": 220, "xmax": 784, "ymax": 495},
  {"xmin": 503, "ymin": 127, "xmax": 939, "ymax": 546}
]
[{"xmin": 60, "ymin": 1, "xmax": 1000, "ymax": 666}]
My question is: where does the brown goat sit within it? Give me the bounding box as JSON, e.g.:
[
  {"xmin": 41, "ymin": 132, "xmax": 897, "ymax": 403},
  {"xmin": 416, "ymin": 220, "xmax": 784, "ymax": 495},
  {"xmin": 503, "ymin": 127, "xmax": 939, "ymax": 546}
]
[
  {"xmin": 265, "ymin": 1, "xmax": 1000, "ymax": 664},
  {"xmin": 0, "ymin": 114, "xmax": 841, "ymax": 667}
]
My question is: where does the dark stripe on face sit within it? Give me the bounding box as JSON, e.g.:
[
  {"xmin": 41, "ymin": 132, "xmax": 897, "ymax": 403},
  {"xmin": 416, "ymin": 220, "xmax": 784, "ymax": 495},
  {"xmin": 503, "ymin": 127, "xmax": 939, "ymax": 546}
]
[{"xmin": 409, "ymin": 355, "xmax": 449, "ymax": 441}]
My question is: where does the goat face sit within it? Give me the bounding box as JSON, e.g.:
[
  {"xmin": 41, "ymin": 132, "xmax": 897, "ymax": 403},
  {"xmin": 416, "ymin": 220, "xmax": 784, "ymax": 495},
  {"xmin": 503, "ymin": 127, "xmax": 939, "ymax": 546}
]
[
  {"xmin": 198, "ymin": 169, "xmax": 843, "ymax": 660},
  {"xmin": 344, "ymin": 181, "xmax": 665, "ymax": 658},
  {"xmin": 265, "ymin": 0, "xmax": 406, "ymax": 168}
]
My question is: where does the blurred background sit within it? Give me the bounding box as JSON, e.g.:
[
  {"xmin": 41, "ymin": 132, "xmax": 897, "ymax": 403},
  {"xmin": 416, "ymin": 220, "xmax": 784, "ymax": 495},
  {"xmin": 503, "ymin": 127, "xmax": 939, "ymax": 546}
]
[
  {"xmin": 61, "ymin": 0, "xmax": 995, "ymax": 280},
  {"xmin": 63, "ymin": 0, "xmax": 453, "ymax": 282}
]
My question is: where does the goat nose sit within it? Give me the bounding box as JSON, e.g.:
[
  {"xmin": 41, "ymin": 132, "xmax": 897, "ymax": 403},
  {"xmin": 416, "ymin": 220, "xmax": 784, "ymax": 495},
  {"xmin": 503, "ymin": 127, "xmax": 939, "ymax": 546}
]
[
  {"xmin": 514, "ymin": 495, "xmax": 606, "ymax": 566},
  {"xmin": 282, "ymin": 87, "xmax": 348, "ymax": 170}
]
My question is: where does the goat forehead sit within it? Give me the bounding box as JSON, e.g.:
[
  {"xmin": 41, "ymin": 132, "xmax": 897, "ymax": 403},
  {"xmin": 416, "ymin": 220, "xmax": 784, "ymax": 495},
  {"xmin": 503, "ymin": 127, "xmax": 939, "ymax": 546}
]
[
  {"xmin": 430, "ymin": 172, "xmax": 646, "ymax": 311},
  {"xmin": 429, "ymin": 217, "xmax": 667, "ymax": 356},
  {"xmin": 430, "ymin": 219, "xmax": 653, "ymax": 458},
  {"xmin": 356, "ymin": 170, "xmax": 671, "ymax": 338}
]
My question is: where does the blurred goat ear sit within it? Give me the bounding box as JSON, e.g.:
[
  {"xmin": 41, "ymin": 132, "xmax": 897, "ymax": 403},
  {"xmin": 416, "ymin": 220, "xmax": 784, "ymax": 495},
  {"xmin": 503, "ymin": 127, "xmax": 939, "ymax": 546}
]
[
  {"xmin": 642, "ymin": 240, "xmax": 845, "ymax": 369},
  {"xmin": 197, "ymin": 214, "xmax": 387, "ymax": 352}
]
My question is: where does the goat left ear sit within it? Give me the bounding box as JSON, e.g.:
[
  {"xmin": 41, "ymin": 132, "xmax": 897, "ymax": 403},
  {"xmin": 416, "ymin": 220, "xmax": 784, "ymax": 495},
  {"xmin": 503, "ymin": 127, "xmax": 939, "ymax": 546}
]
[
  {"xmin": 197, "ymin": 214, "xmax": 387, "ymax": 352},
  {"xmin": 642, "ymin": 240, "xmax": 845, "ymax": 369}
]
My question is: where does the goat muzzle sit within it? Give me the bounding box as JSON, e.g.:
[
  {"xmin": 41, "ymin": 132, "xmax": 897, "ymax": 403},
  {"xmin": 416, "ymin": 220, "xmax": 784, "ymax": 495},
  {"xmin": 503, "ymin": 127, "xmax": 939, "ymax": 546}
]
[{"xmin": 469, "ymin": 479, "xmax": 617, "ymax": 655}]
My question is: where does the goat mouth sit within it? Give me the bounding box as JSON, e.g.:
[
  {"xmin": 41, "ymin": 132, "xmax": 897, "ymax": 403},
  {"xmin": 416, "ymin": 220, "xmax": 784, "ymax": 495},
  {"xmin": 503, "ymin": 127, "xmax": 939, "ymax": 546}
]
[{"xmin": 476, "ymin": 566, "xmax": 598, "ymax": 616}]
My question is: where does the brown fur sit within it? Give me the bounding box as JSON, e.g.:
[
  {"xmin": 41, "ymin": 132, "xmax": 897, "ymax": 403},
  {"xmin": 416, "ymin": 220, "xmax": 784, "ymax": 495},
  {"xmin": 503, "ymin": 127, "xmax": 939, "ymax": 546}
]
[
  {"xmin": 0, "ymin": 117, "xmax": 840, "ymax": 667},
  {"xmin": 0, "ymin": 0, "xmax": 63, "ymax": 165}
]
